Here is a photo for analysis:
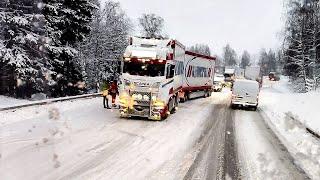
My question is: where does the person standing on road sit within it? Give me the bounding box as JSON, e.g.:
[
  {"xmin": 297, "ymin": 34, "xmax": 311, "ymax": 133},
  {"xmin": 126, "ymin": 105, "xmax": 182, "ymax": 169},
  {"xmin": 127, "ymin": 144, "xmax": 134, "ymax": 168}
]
[
  {"xmin": 109, "ymin": 80, "xmax": 119, "ymax": 108},
  {"xmin": 102, "ymin": 81, "xmax": 111, "ymax": 109}
]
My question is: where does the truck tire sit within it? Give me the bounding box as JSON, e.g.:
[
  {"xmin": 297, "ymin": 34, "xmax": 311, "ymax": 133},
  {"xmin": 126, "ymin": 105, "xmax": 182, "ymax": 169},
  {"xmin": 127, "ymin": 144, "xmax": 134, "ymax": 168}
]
[
  {"xmin": 170, "ymin": 97, "xmax": 177, "ymax": 114},
  {"xmin": 252, "ymin": 106, "xmax": 257, "ymax": 111}
]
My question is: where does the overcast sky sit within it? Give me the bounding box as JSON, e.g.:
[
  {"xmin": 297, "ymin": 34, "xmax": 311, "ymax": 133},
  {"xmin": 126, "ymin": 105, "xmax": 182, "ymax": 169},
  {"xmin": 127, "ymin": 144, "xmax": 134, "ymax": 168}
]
[{"xmin": 102, "ymin": 0, "xmax": 285, "ymax": 58}]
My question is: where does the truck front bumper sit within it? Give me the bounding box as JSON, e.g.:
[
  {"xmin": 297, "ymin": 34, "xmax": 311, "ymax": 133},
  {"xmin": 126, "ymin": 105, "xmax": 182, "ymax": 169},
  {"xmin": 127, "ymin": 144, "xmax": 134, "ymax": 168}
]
[{"xmin": 119, "ymin": 106, "xmax": 163, "ymax": 120}]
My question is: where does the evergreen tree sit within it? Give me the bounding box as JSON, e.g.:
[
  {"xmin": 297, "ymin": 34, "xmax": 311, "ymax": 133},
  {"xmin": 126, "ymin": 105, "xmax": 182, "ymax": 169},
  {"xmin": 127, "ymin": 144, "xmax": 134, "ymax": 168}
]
[
  {"xmin": 240, "ymin": 50, "xmax": 251, "ymax": 69},
  {"xmin": 283, "ymin": 0, "xmax": 320, "ymax": 91},
  {"xmin": 78, "ymin": 0, "xmax": 131, "ymax": 90},
  {"xmin": 43, "ymin": 0, "xmax": 95, "ymax": 97},
  {"xmin": 223, "ymin": 44, "xmax": 237, "ymax": 67},
  {"xmin": 0, "ymin": 0, "xmax": 49, "ymax": 97}
]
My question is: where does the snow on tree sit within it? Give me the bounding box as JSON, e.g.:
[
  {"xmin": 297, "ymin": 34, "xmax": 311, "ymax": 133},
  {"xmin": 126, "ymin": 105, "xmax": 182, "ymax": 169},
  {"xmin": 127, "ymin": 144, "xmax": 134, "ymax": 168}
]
[
  {"xmin": 78, "ymin": 0, "xmax": 131, "ymax": 90},
  {"xmin": 188, "ymin": 44, "xmax": 211, "ymax": 56},
  {"xmin": 223, "ymin": 44, "xmax": 238, "ymax": 67},
  {"xmin": 283, "ymin": 0, "xmax": 320, "ymax": 92},
  {"xmin": 0, "ymin": 0, "xmax": 49, "ymax": 97},
  {"xmin": 240, "ymin": 50, "xmax": 251, "ymax": 69},
  {"xmin": 43, "ymin": 0, "xmax": 95, "ymax": 97},
  {"xmin": 138, "ymin": 13, "xmax": 165, "ymax": 38}
]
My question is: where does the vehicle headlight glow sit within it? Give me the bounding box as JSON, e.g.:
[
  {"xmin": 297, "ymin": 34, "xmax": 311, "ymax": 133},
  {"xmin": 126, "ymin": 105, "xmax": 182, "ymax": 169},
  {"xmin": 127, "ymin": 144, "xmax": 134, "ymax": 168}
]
[
  {"xmin": 137, "ymin": 94, "xmax": 143, "ymax": 100},
  {"xmin": 143, "ymin": 95, "xmax": 150, "ymax": 101},
  {"xmin": 153, "ymin": 99, "xmax": 165, "ymax": 107},
  {"xmin": 151, "ymin": 95, "xmax": 157, "ymax": 101},
  {"xmin": 132, "ymin": 94, "xmax": 137, "ymax": 100}
]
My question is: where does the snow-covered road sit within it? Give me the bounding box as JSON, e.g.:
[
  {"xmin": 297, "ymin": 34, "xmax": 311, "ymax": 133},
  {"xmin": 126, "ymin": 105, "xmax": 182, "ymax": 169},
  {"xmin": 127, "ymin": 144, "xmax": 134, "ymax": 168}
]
[
  {"xmin": 0, "ymin": 87, "xmax": 311, "ymax": 180},
  {"xmin": 0, "ymin": 92, "xmax": 226, "ymax": 180}
]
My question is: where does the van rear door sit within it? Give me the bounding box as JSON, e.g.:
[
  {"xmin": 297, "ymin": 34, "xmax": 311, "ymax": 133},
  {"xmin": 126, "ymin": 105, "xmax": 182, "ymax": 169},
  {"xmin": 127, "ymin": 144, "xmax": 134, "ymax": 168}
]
[{"xmin": 232, "ymin": 80, "xmax": 259, "ymax": 105}]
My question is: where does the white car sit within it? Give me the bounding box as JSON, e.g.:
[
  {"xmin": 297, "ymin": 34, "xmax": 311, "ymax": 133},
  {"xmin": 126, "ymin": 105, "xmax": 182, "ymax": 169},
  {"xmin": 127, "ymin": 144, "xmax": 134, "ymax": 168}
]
[{"xmin": 231, "ymin": 79, "xmax": 260, "ymax": 111}]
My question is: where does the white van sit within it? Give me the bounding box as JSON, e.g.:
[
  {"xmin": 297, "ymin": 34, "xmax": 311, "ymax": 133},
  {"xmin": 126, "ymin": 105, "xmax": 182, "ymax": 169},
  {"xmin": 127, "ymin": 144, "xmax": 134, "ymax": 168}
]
[{"xmin": 231, "ymin": 79, "xmax": 260, "ymax": 110}]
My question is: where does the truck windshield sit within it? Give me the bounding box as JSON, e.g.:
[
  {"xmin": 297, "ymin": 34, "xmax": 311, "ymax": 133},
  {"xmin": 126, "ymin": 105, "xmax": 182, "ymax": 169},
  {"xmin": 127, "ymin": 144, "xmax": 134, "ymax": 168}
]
[{"xmin": 123, "ymin": 61, "xmax": 165, "ymax": 77}]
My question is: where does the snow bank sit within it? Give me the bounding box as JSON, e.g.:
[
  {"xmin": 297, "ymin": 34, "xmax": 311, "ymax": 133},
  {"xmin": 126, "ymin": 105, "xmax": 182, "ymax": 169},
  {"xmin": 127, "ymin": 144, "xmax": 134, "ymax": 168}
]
[
  {"xmin": 0, "ymin": 95, "xmax": 30, "ymax": 109},
  {"xmin": 260, "ymin": 77, "xmax": 320, "ymax": 178}
]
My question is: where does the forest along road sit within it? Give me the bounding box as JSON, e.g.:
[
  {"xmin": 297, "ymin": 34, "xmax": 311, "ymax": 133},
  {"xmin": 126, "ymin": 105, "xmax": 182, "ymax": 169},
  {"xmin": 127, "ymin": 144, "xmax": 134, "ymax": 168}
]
[{"xmin": 0, "ymin": 89, "xmax": 310, "ymax": 180}]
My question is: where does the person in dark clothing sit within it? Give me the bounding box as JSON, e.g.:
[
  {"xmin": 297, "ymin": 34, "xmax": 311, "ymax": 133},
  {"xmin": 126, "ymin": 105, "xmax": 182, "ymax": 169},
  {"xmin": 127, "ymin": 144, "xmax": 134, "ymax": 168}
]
[{"xmin": 109, "ymin": 80, "xmax": 118, "ymax": 107}]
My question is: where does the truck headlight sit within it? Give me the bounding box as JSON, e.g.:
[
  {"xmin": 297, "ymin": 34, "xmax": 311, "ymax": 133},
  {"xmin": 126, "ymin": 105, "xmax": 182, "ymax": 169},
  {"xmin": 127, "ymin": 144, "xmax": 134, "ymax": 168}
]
[
  {"xmin": 137, "ymin": 94, "xmax": 143, "ymax": 100},
  {"xmin": 151, "ymin": 95, "xmax": 157, "ymax": 101},
  {"xmin": 153, "ymin": 99, "xmax": 165, "ymax": 107},
  {"xmin": 132, "ymin": 94, "xmax": 137, "ymax": 100},
  {"xmin": 143, "ymin": 95, "xmax": 150, "ymax": 101}
]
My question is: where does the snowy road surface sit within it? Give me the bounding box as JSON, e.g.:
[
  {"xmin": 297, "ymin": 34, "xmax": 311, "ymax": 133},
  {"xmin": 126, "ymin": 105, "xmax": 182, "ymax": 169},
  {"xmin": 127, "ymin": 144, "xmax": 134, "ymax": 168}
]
[{"xmin": 0, "ymin": 89, "xmax": 310, "ymax": 179}]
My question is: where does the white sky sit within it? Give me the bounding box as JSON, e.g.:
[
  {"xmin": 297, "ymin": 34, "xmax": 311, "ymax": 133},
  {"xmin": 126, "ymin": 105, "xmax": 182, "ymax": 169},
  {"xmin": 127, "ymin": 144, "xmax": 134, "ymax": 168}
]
[{"xmin": 101, "ymin": 0, "xmax": 285, "ymax": 57}]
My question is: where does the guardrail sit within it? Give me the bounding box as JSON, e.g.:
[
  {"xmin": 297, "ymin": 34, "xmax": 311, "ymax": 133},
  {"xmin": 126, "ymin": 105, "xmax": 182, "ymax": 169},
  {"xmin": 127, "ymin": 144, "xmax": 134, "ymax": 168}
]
[{"xmin": 0, "ymin": 93, "xmax": 102, "ymax": 111}]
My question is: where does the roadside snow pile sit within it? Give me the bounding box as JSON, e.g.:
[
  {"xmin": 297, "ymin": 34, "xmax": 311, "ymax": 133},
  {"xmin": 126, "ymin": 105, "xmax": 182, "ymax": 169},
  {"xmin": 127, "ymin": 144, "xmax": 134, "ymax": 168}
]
[
  {"xmin": 0, "ymin": 95, "xmax": 30, "ymax": 109},
  {"xmin": 260, "ymin": 77, "xmax": 320, "ymax": 179}
]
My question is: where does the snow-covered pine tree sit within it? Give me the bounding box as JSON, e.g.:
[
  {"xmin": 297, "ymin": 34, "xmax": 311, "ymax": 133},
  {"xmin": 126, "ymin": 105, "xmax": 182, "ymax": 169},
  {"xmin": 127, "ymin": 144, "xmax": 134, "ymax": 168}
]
[
  {"xmin": 259, "ymin": 49, "xmax": 269, "ymax": 76},
  {"xmin": 283, "ymin": 0, "xmax": 319, "ymax": 92},
  {"xmin": 43, "ymin": 0, "xmax": 95, "ymax": 97},
  {"xmin": 78, "ymin": 0, "xmax": 131, "ymax": 91},
  {"xmin": 0, "ymin": 0, "xmax": 49, "ymax": 98}
]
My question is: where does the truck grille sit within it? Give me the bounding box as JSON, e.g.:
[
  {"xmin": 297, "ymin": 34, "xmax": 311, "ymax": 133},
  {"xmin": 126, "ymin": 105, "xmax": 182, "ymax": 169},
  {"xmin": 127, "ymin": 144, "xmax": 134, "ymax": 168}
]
[
  {"xmin": 129, "ymin": 91, "xmax": 151, "ymax": 106},
  {"xmin": 127, "ymin": 91, "xmax": 151, "ymax": 117}
]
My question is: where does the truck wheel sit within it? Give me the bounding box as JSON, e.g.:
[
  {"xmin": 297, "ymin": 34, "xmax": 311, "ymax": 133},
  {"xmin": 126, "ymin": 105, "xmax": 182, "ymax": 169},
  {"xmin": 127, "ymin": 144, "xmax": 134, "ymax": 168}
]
[
  {"xmin": 252, "ymin": 106, "xmax": 257, "ymax": 111},
  {"xmin": 170, "ymin": 97, "xmax": 177, "ymax": 114},
  {"xmin": 186, "ymin": 93, "xmax": 191, "ymax": 101},
  {"xmin": 180, "ymin": 97, "xmax": 185, "ymax": 103},
  {"xmin": 175, "ymin": 96, "xmax": 179, "ymax": 108}
]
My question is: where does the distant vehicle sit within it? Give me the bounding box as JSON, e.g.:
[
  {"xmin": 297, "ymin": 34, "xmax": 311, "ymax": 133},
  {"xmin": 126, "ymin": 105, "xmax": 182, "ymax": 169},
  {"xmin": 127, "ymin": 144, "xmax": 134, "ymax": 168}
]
[
  {"xmin": 213, "ymin": 74, "xmax": 224, "ymax": 92},
  {"xmin": 268, "ymin": 72, "xmax": 280, "ymax": 81},
  {"xmin": 231, "ymin": 79, "xmax": 260, "ymax": 111},
  {"xmin": 224, "ymin": 68, "xmax": 235, "ymax": 87}
]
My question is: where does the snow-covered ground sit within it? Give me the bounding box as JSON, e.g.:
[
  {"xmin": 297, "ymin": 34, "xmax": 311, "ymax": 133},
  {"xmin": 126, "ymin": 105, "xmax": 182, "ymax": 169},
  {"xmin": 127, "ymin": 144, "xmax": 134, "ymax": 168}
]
[
  {"xmin": 0, "ymin": 93, "xmax": 227, "ymax": 180},
  {"xmin": 260, "ymin": 77, "xmax": 320, "ymax": 179},
  {"xmin": 0, "ymin": 95, "xmax": 30, "ymax": 109}
]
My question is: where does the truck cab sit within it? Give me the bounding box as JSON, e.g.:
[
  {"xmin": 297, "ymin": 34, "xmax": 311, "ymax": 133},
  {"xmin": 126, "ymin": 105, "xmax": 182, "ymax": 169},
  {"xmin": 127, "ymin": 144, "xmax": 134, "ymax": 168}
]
[{"xmin": 119, "ymin": 37, "xmax": 184, "ymax": 120}]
